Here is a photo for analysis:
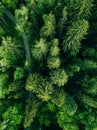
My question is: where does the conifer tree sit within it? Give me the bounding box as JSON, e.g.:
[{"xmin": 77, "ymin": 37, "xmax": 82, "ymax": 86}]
[{"xmin": 63, "ymin": 20, "xmax": 89, "ymax": 55}]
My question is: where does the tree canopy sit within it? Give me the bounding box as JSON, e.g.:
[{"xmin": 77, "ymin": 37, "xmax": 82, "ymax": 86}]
[{"xmin": 0, "ymin": 0, "xmax": 97, "ymax": 130}]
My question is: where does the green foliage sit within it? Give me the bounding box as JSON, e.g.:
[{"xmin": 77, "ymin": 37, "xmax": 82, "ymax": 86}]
[
  {"xmin": 46, "ymin": 102, "xmax": 56, "ymax": 112},
  {"xmin": 66, "ymin": 0, "xmax": 93, "ymax": 20},
  {"xmin": 14, "ymin": 67, "xmax": 24, "ymax": 80},
  {"xmin": 26, "ymin": 73, "xmax": 43, "ymax": 91},
  {"xmin": 79, "ymin": 93, "xmax": 97, "ymax": 108},
  {"xmin": 78, "ymin": 75, "xmax": 97, "ymax": 96},
  {"xmin": 24, "ymin": 99, "xmax": 40, "ymax": 128},
  {"xmin": 26, "ymin": 73, "xmax": 53, "ymax": 102},
  {"xmin": 47, "ymin": 57, "xmax": 61, "ymax": 69},
  {"xmin": 0, "ymin": 73, "xmax": 9, "ymax": 87},
  {"xmin": 63, "ymin": 20, "xmax": 89, "ymax": 55},
  {"xmin": 49, "ymin": 39, "xmax": 60, "ymax": 57},
  {"xmin": 47, "ymin": 39, "xmax": 61, "ymax": 69},
  {"xmin": 75, "ymin": 0, "xmax": 94, "ymax": 19},
  {"xmin": 31, "ymin": 38, "xmax": 48, "ymax": 61},
  {"xmin": 81, "ymin": 59, "xmax": 97, "ymax": 70},
  {"xmin": 50, "ymin": 69, "xmax": 68, "ymax": 87},
  {"xmin": 8, "ymin": 80, "xmax": 25, "ymax": 99},
  {"xmin": 0, "ymin": 37, "xmax": 18, "ymax": 71},
  {"xmin": 3, "ymin": 105, "xmax": 23, "ymax": 129},
  {"xmin": 36, "ymin": 82, "xmax": 53, "ymax": 102},
  {"xmin": 37, "ymin": 102, "xmax": 56, "ymax": 127},
  {"xmin": 57, "ymin": 100, "xmax": 78, "ymax": 130},
  {"xmin": 0, "ymin": 120, "xmax": 8, "ymax": 130},
  {"xmin": 37, "ymin": 0, "xmax": 55, "ymax": 15},
  {"xmin": 63, "ymin": 94, "xmax": 78, "ymax": 115},
  {"xmin": 40, "ymin": 13, "xmax": 56, "ymax": 39},
  {"xmin": 78, "ymin": 108, "xmax": 97, "ymax": 130},
  {"xmin": 51, "ymin": 88, "xmax": 66, "ymax": 107},
  {"xmin": 1, "ymin": 0, "xmax": 18, "ymax": 9},
  {"xmin": 82, "ymin": 47, "xmax": 97, "ymax": 60},
  {"xmin": 57, "ymin": 6, "xmax": 67, "ymax": 37},
  {"xmin": 0, "ymin": 73, "xmax": 9, "ymax": 99},
  {"xmin": 15, "ymin": 6, "xmax": 28, "ymax": 32},
  {"xmin": 73, "ymin": 58, "xmax": 97, "ymax": 71},
  {"xmin": 0, "ymin": 1, "xmax": 97, "ymax": 130}
]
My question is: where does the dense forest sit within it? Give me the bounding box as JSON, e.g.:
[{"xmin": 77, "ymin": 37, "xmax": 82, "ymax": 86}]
[{"xmin": 0, "ymin": 0, "xmax": 97, "ymax": 130}]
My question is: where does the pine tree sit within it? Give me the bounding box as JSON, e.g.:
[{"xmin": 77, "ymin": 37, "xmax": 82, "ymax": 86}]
[
  {"xmin": 31, "ymin": 38, "xmax": 48, "ymax": 61},
  {"xmin": 63, "ymin": 20, "xmax": 89, "ymax": 55},
  {"xmin": 50, "ymin": 69, "xmax": 68, "ymax": 87},
  {"xmin": 40, "ymin": 13, "xmax": 56, "ymax": 40},
  {"xmin": 24, "ymin": 99, "xmax": 41, "ymax": 128}
]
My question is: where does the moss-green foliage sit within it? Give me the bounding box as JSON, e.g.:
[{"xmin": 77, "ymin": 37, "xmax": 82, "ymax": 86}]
[
  {"xmin": 37, "ymin": 102, "xmax": 56, "ymax": 127},
  {"xmin": 14, "ymin": 67, "xmax": 24, "ymax": 80},
  {"xmin": 24, "ymin": 99, "xmax": 41, "ymax": 128},
  {"xmin": 1, "ymin": 0, "xmax": 18, "ymax": 9},
  {"xmin": 63, "ymin": 20, "xmax": 89, "ymax": 55},
  {"xmin": 3, "ymin": 105, "xmax": 22, "ymax": 125},
  {"xmin": 57, "ymin": 96, "xmax": 78, "ymax": 130},
  {"xmin": 50, "ymin": 69, "xmax": 68, "ymax": 87},
  {"xmin": 0, "ymin": 0, "xmax": 97, "ymax": 130},
  {"xmin": 31, "ymin": 38, "xmax": 48, "ymax": 61},
  {"xmin": 0, "ymin": 73, "xmax": 9, "ymax": 99},
  {"xmin": 0, "ymin": 104, "xmax": 23, "ymax": 130}
]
